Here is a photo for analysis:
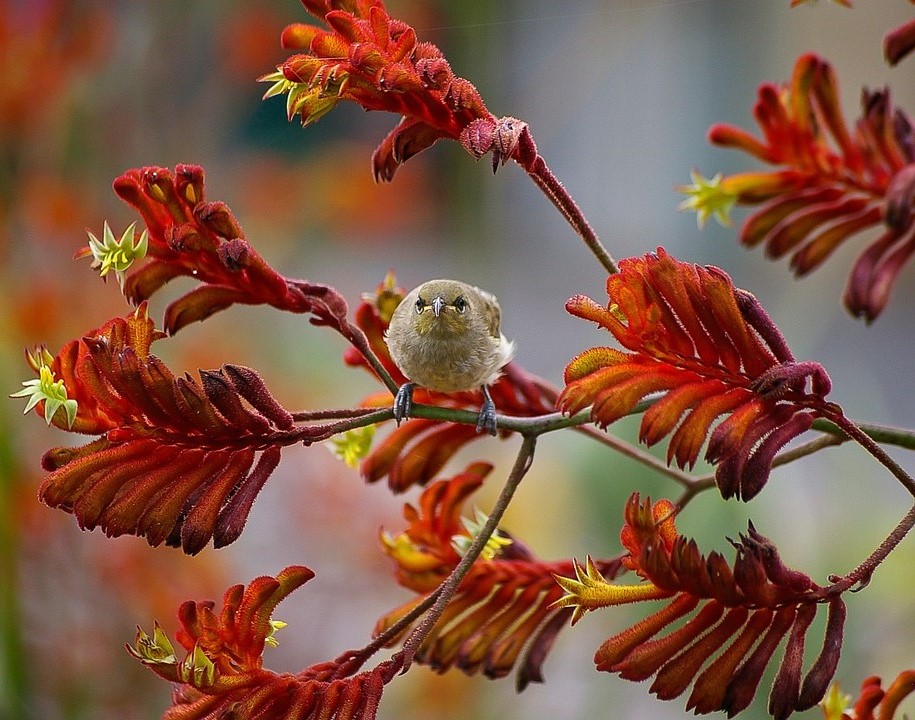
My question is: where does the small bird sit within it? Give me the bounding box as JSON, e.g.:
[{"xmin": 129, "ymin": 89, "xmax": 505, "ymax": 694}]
[{"xmin": 385, "ymin": 279, "xmax": 515, "ymax": 435}]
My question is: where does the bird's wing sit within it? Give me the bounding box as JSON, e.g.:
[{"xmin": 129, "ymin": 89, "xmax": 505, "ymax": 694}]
[{"xmin": 474, "ymin": 286, "xmax": 503, "ymax": 338}]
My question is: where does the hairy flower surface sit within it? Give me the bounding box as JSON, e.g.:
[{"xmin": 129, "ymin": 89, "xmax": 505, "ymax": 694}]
[
  {"xmin": 377, "ymin": 464, "xmax": 624, "ymax": 690},
  {"xmin": 129, "ymin": 566, "xmax": 400, "ymax": 720},
  {"xmin": 555, "ymin": 495, "xmax": 847, "ymax": 718},
  {"xmin": 685, "ymin": 54, "xmax": 915, "ymax": 321},
  {"xmin": 30, "ymin": 304, "xmax": 304, "ymax": 554},
  {"xmin": 346, "ymin": 273, "xmax": 557, "ymax": 492},
  {"xmin": 559, "ymin": 248, "xmax": 835, "ymax": 500}
]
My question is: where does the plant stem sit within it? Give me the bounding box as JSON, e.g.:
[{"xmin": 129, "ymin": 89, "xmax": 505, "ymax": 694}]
[
  {"xmin": 516, "ymin": 128, "xmax": 618, "ymax": 275},
  {"xmin": 574, "ymin": 424, "xmax": 694, "ymax": 487},
  {"xmin": 820, "ymin": 502, "xmax": 915, "ymax": 595},
  {"xmin": 343, "ymin": 321, "xmax": 399, "ymax": 395},
  {"xmin": 825, "ymin": 410, "xmax": 915, "ymax": 498},
  {"xmin": 398, "ymin": 435, "xmax": 537, "ymax": 671}
]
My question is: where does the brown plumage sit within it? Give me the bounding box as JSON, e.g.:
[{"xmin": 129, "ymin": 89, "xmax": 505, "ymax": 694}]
[{"xmin": 385, "ymin": 279, "xmax": 515, "ymax": 435}]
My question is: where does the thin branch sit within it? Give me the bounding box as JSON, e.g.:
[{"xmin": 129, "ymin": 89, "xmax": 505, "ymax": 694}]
[
  {"xmin": 573, "ymin": 424, "xmax": 695, "ymax": 487},
  {"xmin": 290, "ymin": 407, "xmax": 380, "ymax": 422},
  {"xmin": 342, "ymin": 321, "xmax": 399, "ymax": 395},
  {"xmin": 515, "ymin": 128, "xmax": 618, "ymax": 275},
  {"xmin": 818, "ymin": 502, "xmax": 915, "ymax": 596},
  {"xmin": 824, "ymin": 409, "xmax": 915, "ymax": 498},
  {"xmin": 676, "ymin": 431, "xmax": 848, "ymax": 508},
  {"xmin": 398, "ymin": 434, "xmax": 537, "ymax": 672}
]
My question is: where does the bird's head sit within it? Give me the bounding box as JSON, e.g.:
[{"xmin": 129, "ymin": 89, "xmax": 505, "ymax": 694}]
[{"xmin": 411, "ymin": 280, "xmax": 473, "ymax": 337}]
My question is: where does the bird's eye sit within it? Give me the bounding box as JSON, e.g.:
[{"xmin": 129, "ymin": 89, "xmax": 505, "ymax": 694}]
[
  {"xmin": 454, "ymin": 296, "xmax": 467, "ymax": 313},
  {"xmin": 414, "ymin": 298, "xmax": 425, "ymax": 314}
]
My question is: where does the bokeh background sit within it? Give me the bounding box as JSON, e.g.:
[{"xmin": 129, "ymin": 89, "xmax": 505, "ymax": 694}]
[{"xmin": 2, "ymin": 1, "xmax": 915, "ymax": 718}]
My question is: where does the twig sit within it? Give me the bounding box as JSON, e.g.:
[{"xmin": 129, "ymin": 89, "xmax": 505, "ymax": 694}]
[
  {"xmin": 515, "ymin": 128, "xmax": 618, "ymax": 276},
  {"xmin": 574, "ymin": 424, "xmax": 694, "ymax": 487},
  {"xmin": 819, "ymin": 502, "xmax": 915, "ymax": 596},
  {"xmin": 824, "ymin": 409, "xmax": 915, "ymax": 498}
]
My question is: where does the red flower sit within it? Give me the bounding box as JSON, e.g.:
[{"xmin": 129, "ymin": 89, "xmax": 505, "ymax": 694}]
[
  {"xmin": 559, "ymin": 249, "xmax": 834, "ymax": 501},
  {"xmin": 129, "ymin": 566, "xmax": 400, "ymax": 720},
  {"xmin": 104, "ymin": 164, "xmax": 352, "ymax": 335},
  {"xmin": 262, "ymin": 1, "xmax": 541, "ymax": 181},
  {"xmin": 31, "ymin": 304, "xmax": 315, "ymax": 554},
  {"xmin": 554, "ymin": 495, "xmax": 846, "ymax": 718},
  {"xmin": 689, "ymin": 54, "xmax": 915, "ymax": 322},
  {"xmin": 376, "ymin": 464, "xmax": 624, "ymax": 690},
  {"xmin": 346, "ymin": 273, "xmax": 557, "ymax": 492}
]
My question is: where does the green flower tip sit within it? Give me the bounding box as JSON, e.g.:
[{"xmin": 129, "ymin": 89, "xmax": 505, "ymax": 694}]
[
  {"xmin": 264, "ymin": 619, "xmax": 288, "ymax": 648},
  {"xmin": 820, "ymin": 683, "xmax": 852, "ymax": 720},
  {"xmin": 127, "ymin": 621, "xmax": 177, "ymax": 666},
  {"xmin": 328, "ymin": 425, "xmax": 376, "ymax": 469},
  {"xmin": 259, "ymin": 69, "xmax": 344, "ymax": 126},
  {"xmin": 677, "ymin": 170, "xmax": 737, "ymax": 229},
  {"xmin": 80, "ymin": 221, "xmax": 149, "ymax": 286},
  {"xmin": 11, "ymin": 357, "xmax": 78, "ymax": 429},
  {"xmin": 451, "ymin": 507, "xmax": 513, "ymax": 561}
]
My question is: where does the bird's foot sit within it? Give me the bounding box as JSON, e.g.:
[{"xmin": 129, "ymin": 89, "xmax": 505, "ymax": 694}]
[
  {"xmin": 393, "ymin": 382, "xmax": 415, "ymax": 426},
  {"xmin": 476, "ymin": 386, "xmax": 498, "ymax": 436}
]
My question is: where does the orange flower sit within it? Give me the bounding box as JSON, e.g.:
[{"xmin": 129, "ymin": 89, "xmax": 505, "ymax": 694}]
[
  {"xmin": 685, "ymin": 54, "xmax": 915, "ymax": 321},
  {"xmin": 559, "ymin": 249, "xmax": 834, "ymax": 501},
  {"xmin": 262, "ymin": 0, "xmax": 539, "ymax": 181},
  {"xmin": 555, "ymin": 494, "xmax": 847, "ymax": 718},
  {"xmin": 376, "ymin": 464, "xmax": 625, "ymax": 690},
  {"xmin": 129, "ymin": 566, "xmax": 401, "ymax": 720}
]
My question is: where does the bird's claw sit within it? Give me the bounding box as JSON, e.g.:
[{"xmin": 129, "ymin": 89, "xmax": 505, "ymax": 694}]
[
  {"xmin": 476, "ymin": 386, "xmax": 498, "ymax": 436},
  {"xmin": 393, "ymin": 382, "xmax": 415, "ymax": 425}
]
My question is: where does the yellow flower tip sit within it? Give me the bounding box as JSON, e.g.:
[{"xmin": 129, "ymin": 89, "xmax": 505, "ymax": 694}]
[
  {"xmin": 820, "ymin": 682, "xmax": 852, "ymax": 720},
  {"xmin": 327, "ymin": 425, "xmax": 375, "ymax": 468},
  {"xmin": 677, "ymin": 170, "xmax": 737, "ymax": 229},
  {"xmin": 451, "ymin": 507, "xmax": 513, "ymax": 561},
  {"xmin": 364, "ymin": 271, "xmax": 405, "ymax": 323},
  {"xmin": 380, "ymin": 529, "xmax": 443, "ymax": 572},
  {"xmin": 264, "ymin": 619, "xmax": 288, "ymax": 648},
  {"xmin": 11, "ymin": 360, "xmax": 78, "ymax": 429},
  {"xmin": 552, "ymin": 556, "xmax": 673, "ymax": 624},
  {"xmin": 25, "ymin": 345, "xmax": 54, "ymax": 373},
  {"xmin": 83, "ymin": 221, "xmax": 149, "ymax": 285}
]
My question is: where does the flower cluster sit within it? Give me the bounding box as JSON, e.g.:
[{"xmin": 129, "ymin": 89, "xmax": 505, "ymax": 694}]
[
  {"xmin": 129, "ymin": 566, "xmax": 401, "ymax": 719},
  {"xmin": 682, "ymin": 54, "xmax": 915, "ymax": 321},
  {"xmin": 31, "ymin": 304, "xmax": 300, "ymax": 554},
  {"xmin": 108, "ymin": 164, "xmax": 353, "ymax": 335},
  {"xmin": 559, "ymin": 249, "xmax": 834, "ymax": 500},
  {"xmin": 261, "ymin": 0, "xmax": 543, "ymax": 181},
  {"xmin": 376, "ymin": 463, "xmax": 625, "ymax": 690},
  {"xmin": 555, "ymin": 495, "xmax": 846, "ymax": 718}
]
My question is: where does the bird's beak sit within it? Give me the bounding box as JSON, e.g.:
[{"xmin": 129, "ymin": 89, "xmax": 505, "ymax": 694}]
[{"xmin": 432, "ymin": 295, "xmax": 446, "ymax": 317}]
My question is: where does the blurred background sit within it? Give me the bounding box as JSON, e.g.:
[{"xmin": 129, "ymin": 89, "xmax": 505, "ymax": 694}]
[{"xmin": 2, "ymin": 0, "xmax": 914, "ymax": 718}]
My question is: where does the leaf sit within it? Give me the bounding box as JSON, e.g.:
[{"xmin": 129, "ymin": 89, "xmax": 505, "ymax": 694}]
[{"xmin": 559, "ymin": 249, "xmax": 834, "ymax": 500}]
